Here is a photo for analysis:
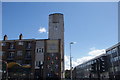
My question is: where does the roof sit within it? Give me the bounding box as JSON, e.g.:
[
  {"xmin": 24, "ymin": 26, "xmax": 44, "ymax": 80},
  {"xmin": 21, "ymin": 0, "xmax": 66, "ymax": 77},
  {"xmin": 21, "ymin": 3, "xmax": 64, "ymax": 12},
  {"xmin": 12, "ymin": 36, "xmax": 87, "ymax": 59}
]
[
  {"xmin": 106, "ymin": 42, "xmax": 120, "ymax": 51},
  {"xmin": 49, "ymin": 13, "xmax": 63, "ymax": 16},
  {"xmin": 75, "ymin": 53, "xmax": 107, "ymax": 68}
]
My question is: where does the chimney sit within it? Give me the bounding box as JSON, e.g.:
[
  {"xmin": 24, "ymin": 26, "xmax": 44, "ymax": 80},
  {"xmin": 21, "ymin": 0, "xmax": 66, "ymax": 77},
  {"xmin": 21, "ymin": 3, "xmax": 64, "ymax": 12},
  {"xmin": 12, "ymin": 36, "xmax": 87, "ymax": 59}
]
[
  {"xmin": 19, "ymin": 33, "xmax": 23, "ymax": 40},
  {"xmin": 3, "ymin": 35, "xmax": 8, "ymax": 41}
]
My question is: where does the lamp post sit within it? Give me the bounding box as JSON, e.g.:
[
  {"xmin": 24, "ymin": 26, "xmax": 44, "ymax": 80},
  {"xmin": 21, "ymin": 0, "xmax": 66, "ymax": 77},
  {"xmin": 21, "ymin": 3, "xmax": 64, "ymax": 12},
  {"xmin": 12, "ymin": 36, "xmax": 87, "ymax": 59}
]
[{"xmin": 70, "ymin": 42, "xmax": 76, "ymax": 80}]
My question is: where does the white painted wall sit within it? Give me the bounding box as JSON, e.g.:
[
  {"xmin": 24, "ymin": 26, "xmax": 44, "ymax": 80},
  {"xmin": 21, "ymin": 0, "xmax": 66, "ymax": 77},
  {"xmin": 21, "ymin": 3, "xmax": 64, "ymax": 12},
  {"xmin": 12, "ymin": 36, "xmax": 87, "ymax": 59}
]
[{"xmin": 35, "ymin": 40, "xmax": 44, "ymax": 69}]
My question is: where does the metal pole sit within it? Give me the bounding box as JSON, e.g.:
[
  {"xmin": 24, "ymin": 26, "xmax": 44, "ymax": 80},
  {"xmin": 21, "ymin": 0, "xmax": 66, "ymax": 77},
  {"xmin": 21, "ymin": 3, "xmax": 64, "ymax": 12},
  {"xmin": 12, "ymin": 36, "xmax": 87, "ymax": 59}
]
[
  {"xmin": 70, "ymin": 43, "xmax": 72, "ymax": 80},
  {"xmin": 70, "ymin": 42, "xmax": 76, "ymax": 80}
]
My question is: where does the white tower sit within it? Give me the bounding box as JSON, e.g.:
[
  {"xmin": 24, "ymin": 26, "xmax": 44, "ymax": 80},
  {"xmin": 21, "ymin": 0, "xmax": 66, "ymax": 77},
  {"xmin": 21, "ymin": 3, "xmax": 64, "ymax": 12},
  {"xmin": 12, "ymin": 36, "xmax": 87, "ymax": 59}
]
[
  {"xmin": 49, "ymin": 13, "xmax": 64, "ymax": 78},
  {"xmin": 49, "ymin": 13, "xmax": 64, "ymax": 43}
]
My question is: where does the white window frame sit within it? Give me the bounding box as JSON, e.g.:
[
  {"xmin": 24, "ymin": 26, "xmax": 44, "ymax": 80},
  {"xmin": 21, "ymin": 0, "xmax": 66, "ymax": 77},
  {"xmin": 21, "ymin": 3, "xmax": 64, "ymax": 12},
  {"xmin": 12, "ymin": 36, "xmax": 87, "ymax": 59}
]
[
  {"xmin": 18, "ymin": 41, "xmax": 23, "ymax": 45},
  {"xmin": 9, "ymin": 52, "xmax": 14, "ymax": 57},
  {"xmin": 1, "ymin": 42, "xmax": 6, "ymax": 46},
  {"xmin": 36, "ymin": 48, "xmax": 44, "ymax": 53}
]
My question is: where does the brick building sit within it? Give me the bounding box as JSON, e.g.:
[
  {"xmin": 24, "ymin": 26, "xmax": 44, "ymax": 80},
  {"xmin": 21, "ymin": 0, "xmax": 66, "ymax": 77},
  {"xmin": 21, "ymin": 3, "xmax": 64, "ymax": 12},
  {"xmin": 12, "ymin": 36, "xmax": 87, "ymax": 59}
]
[{"xmin": 1, "ymin": 13, "xmax": 64, "ymax": 80}]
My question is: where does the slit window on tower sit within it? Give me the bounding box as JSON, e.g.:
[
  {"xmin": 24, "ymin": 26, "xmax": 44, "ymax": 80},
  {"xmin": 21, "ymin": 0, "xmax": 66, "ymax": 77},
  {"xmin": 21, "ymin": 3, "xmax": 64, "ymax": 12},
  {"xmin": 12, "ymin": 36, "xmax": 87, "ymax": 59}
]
[{"xmin": 55, "ymin": 26, "xmax": 58, "ymax": 30}]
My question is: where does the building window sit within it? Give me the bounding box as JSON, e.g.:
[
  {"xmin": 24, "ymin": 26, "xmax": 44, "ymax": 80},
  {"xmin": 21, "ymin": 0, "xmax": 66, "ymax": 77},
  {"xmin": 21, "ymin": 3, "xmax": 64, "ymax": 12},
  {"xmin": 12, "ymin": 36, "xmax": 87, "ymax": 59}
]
[
  {"xmin": 1, "ymin": 42, "xmax": 6, "ymax": 46},
  {"xmin": 40, "ymin": 61, "xmax": 43, "ymax": 65},
  {"xmin": 9, "ymin": 52, "xmax": 15, "ymax": 58},
  {"xmin": 55, "ymin": 26, "xmax": 58, "ymax": 30},
  {"xmin": 17, "ymin": 51, "xmax": 22, "ymax": 56},
  {"xmin": 118, "ymin": 66, "xmax": 120, "ymax": 71},
  {"xmin": 26, "ymin": 51, "xmax": 31, "ymax": 58},
  {"xmin": 36, "ymin": 48, "xmax": 44, "ymax": 53},
  {"xmin": 9, "ymin": 43, "xmax": 14, "ymax": 49},
  {"xmin": 115, "ymin": 66, "xmax": 119, "ymax": 71},
  {"xmin": 119, "ymin": 46, "xmax": 120, "ymax": 50},
  {"xmin": 119, "ymin": 56, "xmax": 120, "ymax": 60},
  {"xmin": 106, "ymin": 50, "xmax": 111, "ymax": 54},
  {"xmin": 114, "ymin": 56, "xmax": 119, "ymax": 61},
  {"xmin": 2, "ymin": 51, "xmax": 6, "ymax": 56},
  {"xmin": 36, "ymin": 61, "xmax": 38, "ymax": 66},
  {"xmin": 55, "ymin": 64, "xmax": 58, "ymax": 69},
  {"xmin": 47, "ymin": 73, "xmax": 50, "ymax": 77},
  {"xmin": 100, "ymin": 57, "xmax": 105, "ymax": 61},
  {"xmin": 26, "ymin": 42, "xmax": 31, "ymax": 48},
  {"xmin": 36, "ymin": 61, "xmax": 42, "ymax": 67},
  {"xmin": 111, "ymin": 48, "xmax": 117, "ymax": 53},
  {"xmin": 18, "ymin": 41, "xmax": 23, "ymax": 45}
]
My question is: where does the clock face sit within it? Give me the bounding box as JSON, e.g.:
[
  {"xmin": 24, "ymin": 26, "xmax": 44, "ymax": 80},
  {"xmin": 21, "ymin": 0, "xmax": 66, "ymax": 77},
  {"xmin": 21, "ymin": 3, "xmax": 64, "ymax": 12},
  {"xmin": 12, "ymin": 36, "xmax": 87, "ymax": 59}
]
[{"xmin": 47, "ymin": 40, "xmax": 59, "ymax": 53}]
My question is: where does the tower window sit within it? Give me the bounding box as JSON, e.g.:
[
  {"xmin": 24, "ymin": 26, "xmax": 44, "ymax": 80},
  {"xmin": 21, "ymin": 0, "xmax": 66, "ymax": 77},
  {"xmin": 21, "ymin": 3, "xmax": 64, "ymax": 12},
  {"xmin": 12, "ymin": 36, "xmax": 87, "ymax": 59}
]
[{"xmin": 55, "ymin": 26, "xmax": 58, "ymax": 30}]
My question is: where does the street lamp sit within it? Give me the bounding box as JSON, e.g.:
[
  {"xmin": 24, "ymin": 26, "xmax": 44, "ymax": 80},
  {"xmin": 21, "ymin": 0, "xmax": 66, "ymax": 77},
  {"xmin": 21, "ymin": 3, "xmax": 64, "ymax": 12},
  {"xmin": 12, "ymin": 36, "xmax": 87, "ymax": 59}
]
[{"xmin": 70, "ymin": 42, "xmax": 76, "ymax": 80}]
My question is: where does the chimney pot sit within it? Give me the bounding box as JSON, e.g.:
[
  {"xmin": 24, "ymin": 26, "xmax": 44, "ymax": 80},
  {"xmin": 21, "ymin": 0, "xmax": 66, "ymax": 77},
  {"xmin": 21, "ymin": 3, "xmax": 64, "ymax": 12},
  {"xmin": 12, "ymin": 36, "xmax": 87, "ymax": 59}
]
[
  {"xmin": 3, "ymin": 35, "xmax": 8, "ymax": 41},
  {"xmin": 19, "ymin": 33, "xmax": 23, "ymax": 40}
]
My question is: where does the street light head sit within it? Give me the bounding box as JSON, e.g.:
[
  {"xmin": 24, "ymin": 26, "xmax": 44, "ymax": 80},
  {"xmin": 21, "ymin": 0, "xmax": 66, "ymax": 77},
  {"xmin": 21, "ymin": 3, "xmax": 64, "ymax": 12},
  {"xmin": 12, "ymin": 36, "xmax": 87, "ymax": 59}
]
[{"xmin": 70, "ymin": 42, "xmax": 76, "ymax": 44}]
